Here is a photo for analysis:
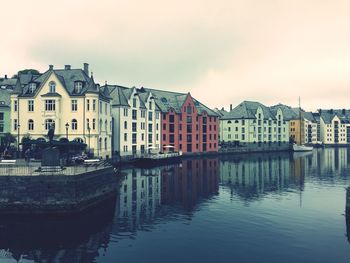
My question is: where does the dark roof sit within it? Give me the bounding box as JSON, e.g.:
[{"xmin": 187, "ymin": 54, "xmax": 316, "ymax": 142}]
[
  {"xmin": 270, "ymin": 104, "xmax": 299, "ymax": 121},
  {"xmin": 104, "ymin": 85, "xmax": 130, "ymax": 107},
  {"xmin": 0, "ymin": 89, "xmax": 11, "ymax": 107},
  {"xmin": 319, "ymin": 109, "xmax": 350, "ymax": 124},
  {"xmin": 142, "ymin": 88, "xmax": 218, "ymax": 116},
  {"xmin": 222, "ymin": 101, "xmax": 274, "ymax": 120}
]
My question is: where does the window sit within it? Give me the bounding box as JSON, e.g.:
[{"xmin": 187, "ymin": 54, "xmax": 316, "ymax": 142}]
[
  {"xmin": 105, "ymin": 103, "xmax": 108, "ymax": 114},
  {"xmin": 13, "ymin": 119, "xmax": 18, "ymax": 131},
  {"xmin": 148, "ymin": 134, "xmax": 153, "ymax": 143},
  {"xmin": 92, "ymin": 119, "xmax": 96, "ymax": 130},
  {"xmin": 45, "ymin": 119, "xmax": 55, "ymax": 130},
  {"xmin": 71, "ymin": 100, "xmax": 77, "ymax": 111},
  {"xmin": 132, "ymin": 122, "xmax": 137, "ymax": 132},
  {"xmin": 87, "ymin": 99, "xmax": 90, "ymax": 111},
  {"xmin": 87, "ymin": 119, "xmax": 90, "ymax": 130},
  {"xmin": 142, "ymin": 133, "xmax": 145, "ymax": 141},
  {"xmin": 0, "ymin": 113, "xmax": 3, "ymax": 132},
  {"xmin": 14, "ymin": 100, "xmax": 18, "ymax": 112},
  {"xmin": 124, "ymin": 133, "xmax": 127, "ymax": 141},
  {"xmin": 105, "ymin": 120, "xmax": 108, "ymax": 131},
  {"xmin": 132, "ymin": 110, "xmax": 137, "ymax": 120},
  {"xmin": 156, "ymin": 112, "xmax": 159, "ymax": 119},
  {"xmin": 28, "ymin": 100, "xmax": 34, "ymax": 112},
  {"xmin": 169, "ymin": 115, "xmax": 175, "ymax": 123},
  {"xmin": 93, "ymin": 100, "xmax": 96, "ymax": 111},
  {"xmin": 99, "ymin": 138, "xmax": 102, "ymax": 150},
  {"xmin": 100, "ymin": 101, "xmax": 102, "ymax": 113},
  {"xmin": 104, "ymin": 138, "xmax": 108, "ymax": 150},
  {"xmin": 74, "ymin": 82, "xmax": 83, "ymax": 93},
  {"xmin": 124, "ymin": 108, "xmax": 128, "ymax": 117},
  {"xmin": 149, "ymin": 101, "xmax": 152, "ymax": 110},
  {"xmin": 28, "ymin": 119, "xmax": 34, "ymax": 130},
  {"xmin": 71, "ymin": 119, "xmax": 77, "ymax": 130},
  {"xmin": 45, "ymin": 100, "xmax": 55, "ymax": 111},
  {"xmin": 163, "ymin": 114, "xmax": 166, "ymax": 120},
  {"xmin": 141, "ymin": 110, "xmax": 146, "ymax": 118},
  {"xmin": 49, "ymin": 81, "xmax": 56, "ymax": 93},
  {"xmin": 124, "ymin": 121, "xmax": 127, "ymax": 129},
  {"xmin": 29, "ymin": 83, "xmax": 36, "ymax": 93},
  {"xmin": 148, "ymin": 112, "xmax": 153, "ymax": 121},
  {"xmin": 148, "ymin": 123, "xmax": 153, "ymax": 133},
  {"xmin": 133, "ymin": 98, "xmax": 137, "ymax": 108}
]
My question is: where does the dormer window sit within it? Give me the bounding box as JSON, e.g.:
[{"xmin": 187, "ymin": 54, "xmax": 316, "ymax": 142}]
[
  {"xmin": 49, "ymin": 81, "xmax": 56, "ymax": 93},
  {"xmin": 74, "ymin": 81, "xmax": 83, "ymax": 93},
  {"xmin": 29, "ymin": 83, "xmax": 36, "ymax": 93}
]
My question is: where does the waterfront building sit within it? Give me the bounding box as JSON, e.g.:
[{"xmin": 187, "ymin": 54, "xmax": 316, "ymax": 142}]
[
  {"xmin": 141, "ymin": 88, "xmax": 219, "ymax": 154},
  {"xmin": 220, "ymin": 101, "xmax": 290, "ymax": 145},
  {"xmin": 318, "ymin": 109, "xmax": 350, "ymax": 145},
  {"xmin": 0, "ymin": 89, "xmax": 11, "ymax": 147},
  {"xmin": 104, "ymin": 85, "xmax": 161, "ymax": 157},
  {"xmin": 10, "ymin": 64, "xmax": 112, "ymax": 158},
  {"xmin": 0, "ymin": 75, "xmax": 17, "ymax": 90}
]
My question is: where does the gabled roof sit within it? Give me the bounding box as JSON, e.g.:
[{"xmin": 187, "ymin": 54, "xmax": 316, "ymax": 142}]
[
  {"xmin": 222, "ymin": 101, "xmax": 275, "ymax": 120},
  {"xmin": 140, "ymin": 88, "xmax": 218, "ymax": 116},
  {"xmin": 270, "ymin": 104, "xmax": 299, "ymax": 121},
  {"xmin": 0, "ymin": 89, "xmax": 11, "ymax": 107},
  {"xmin": 319, "ymin": 109, "xmax": 350, "ymax": 124},
  {"xmin": 104, "ymin": 85, "xmax": 130, "ymax": 107},
  {"xmin": 0, "ymin": 78, "xmax": 17, "ymax": 88}
]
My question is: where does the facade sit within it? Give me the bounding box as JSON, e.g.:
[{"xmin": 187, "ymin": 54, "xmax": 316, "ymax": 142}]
[
  {"xmin": 105, "ymin": 85, "xmax": 161, "ymax": 157},
  {"xmin": 220, "ymin": 101, "xmax": 290, "ymax": 145},
  {"xmin": 10, "ymin": 64, "xmax": 112, "ymax": 158},
  {"xmin": 143, "ymin": 88, "xmax": 219, "ymax": 154},
  {"xmin": 318, "ymin": 109, "xmax": 350, "ymax": 145},
  {"xmin": 0, "ymin": 89, "xmax": 11, "ymax": 147}
]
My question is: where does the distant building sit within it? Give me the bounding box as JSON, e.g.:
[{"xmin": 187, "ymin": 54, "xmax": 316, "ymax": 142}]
[
  {"xmin": 318, "ymin": 109, "xmax": 350, "ymax": 145},
  {"xmin": 103, "ymin": 85, "xmax": 161, "ymax": 157},
  {"xmin": 220, "ymin": 101, "xmax": 290, "ymax": 145},
  {"xmin": 142, "ymin": 88, "xmax": 219, "ymax": 154},
  {"xmin": 10, "ymin": 63, "xmax": 112, "ymax": 158},
  {"xmin": 0, "ymin": 89, "xmax": 11, "ymax": 146}
]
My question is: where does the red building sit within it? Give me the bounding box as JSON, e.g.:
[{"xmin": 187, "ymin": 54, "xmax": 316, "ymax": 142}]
[{"xmin": 141, "ymin": 88, "xmax": 219, "ymax": 154}]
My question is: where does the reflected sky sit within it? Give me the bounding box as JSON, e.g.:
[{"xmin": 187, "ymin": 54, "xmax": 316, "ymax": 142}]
[{"xmin": 1, "ymin": 149, "xmax": 350, "ymax": 263}]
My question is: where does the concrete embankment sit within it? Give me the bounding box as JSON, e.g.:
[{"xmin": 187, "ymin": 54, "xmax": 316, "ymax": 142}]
[{"xmin": 0, "ymin": 165, "xmax": 118, "ymax": 214}]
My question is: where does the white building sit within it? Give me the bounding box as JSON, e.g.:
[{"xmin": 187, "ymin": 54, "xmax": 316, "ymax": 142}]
[
  {"xmin": 220, "ymin": 101, "xmax": 290, "ymax": 144},
  {"xmin": 105, "ymin": 85, "xmax": 161, "ymax": 157},
  {"xmin": 10, "ymin": 64, "xmax": 112, "ymax": 158},
  {"xmin": 318, "ymin": 109, "xmax": 350, "ymax": 145}
]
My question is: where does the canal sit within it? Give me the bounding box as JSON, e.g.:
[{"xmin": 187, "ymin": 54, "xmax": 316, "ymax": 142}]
[{"xmin": 1, "ymin": 148, "xmax": 350, "ymax": 262}]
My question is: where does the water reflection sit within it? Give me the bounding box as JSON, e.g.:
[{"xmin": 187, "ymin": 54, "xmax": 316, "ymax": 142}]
[
  {"xmin": 0, "ymin": 196, "xmax": 117, "ymax": 262},
  {"xmin": 1, "ymin": 149, "xmax": 350, "ymax": 262}
]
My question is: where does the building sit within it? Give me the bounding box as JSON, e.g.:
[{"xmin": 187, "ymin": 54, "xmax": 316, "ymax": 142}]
[
  {"xmin": 141, "ymin": 88, "xmax": 219, "ymax": 154},
  {"xmin": 318, "ymin": 109, "xmax": 350, "ymax": 145},
  {"xmin": 10, "ymin": 63, "xmax": 112, "ymax": 158},
  {"xmin": 220, "ymin": 101, "xmax": 290, "ymax": 145},
  {"xmin": 104, "ymin": 85, "xmax": 161, "ymax": 157},
  {"xmin": 0, "ymin": 89, "xmax": 11, "ymax": 147}
]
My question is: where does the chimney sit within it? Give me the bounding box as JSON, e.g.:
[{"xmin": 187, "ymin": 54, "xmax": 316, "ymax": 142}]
[
  {"xmin": 65, "ymin": 65, "xmax": 71, "ymax": 70},
  {"xmin": 83, "ymin": 63, "xmax": 89, "ymax": 75},
  {"xmin": 4, "ymin": 75, "xmax": 7, "ymax": 79},
  {"xmin": 230, "ymin": 104, "xmax": 233, "ymax": 111},
  {"xmin": 49, "ymin": 65, "xmax": 54, "ymax": 70}
]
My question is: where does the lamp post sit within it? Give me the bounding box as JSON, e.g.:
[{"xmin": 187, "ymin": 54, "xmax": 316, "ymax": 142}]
[
  {"xmin": 17, "ymin": 124, "xmax": 21, "ymax": 158},
  {"xmin": 87, "ymin": 125, "xmax": 91, "ymax": 156},
  {"xmin": 65, "ymin": 122, "xmax": 69, "ymax": 140}
]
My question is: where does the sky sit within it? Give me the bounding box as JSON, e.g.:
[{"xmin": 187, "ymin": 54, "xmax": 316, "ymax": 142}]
[{"xmin": 1, "ymin": 0, "xmax": 350, "ymax": 111}]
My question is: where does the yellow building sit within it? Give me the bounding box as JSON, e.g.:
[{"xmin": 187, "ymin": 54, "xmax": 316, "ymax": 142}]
[
  {"xmin": 10, "ymin": 64, "xmax": 112, "ymax": 158},
  {"xmin": 290, "ymin": 119, "xmax": 305, "ymax": 145}
]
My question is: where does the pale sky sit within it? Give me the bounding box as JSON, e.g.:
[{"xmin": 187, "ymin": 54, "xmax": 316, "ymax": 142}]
[{"xmin": 1, "ymin": 0, "xmax": 350, "ymax": 111}]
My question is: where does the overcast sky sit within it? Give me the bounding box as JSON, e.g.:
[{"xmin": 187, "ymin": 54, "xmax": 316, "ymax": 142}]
[{"xmin": 1, "ymin": 0, "xmax": 350, "ymax": 111}]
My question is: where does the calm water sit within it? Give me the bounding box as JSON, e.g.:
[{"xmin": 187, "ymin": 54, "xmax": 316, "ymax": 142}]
[{"xmin": 1, "ymin": 148, "xmax": 350, "ymax": 262}]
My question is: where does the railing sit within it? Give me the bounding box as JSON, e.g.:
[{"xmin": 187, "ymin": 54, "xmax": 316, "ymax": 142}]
[{"xmin": 0, "ymin": 162, "xmax": 112, "ymax": 176}]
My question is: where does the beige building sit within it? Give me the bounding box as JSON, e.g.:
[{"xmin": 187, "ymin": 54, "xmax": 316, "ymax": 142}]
[{"xmin": 11, "ymin": 64, "xmax": 112, "ymax": 158}]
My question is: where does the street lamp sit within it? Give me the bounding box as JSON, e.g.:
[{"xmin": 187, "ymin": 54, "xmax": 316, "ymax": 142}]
[
  {"xmin": 87, "ymin": 124, "xmax": 91, "ymax": 156},
  {"xmin": 65, "ymin": 122, "xmax": 69, "ymax": 140},
  {"xmin": 17, "ymin": 124, "xmax": 21, "ymax": 157}
]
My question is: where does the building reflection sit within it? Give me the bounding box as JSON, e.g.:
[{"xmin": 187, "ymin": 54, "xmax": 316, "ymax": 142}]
[
  {"xmin": 0, "ymin": 196, "xmax": 117, "ymax": 262},
  {"xmin": 116, "ymin": 157, "xmax": 220, "ymax": 232},
  {"xmin": 220, "ymin": 153, "xmax": 302, "ymax": 201},
  {"xmin": 161, "ymin": 158, "xmax": 219, "ymax": 210}
]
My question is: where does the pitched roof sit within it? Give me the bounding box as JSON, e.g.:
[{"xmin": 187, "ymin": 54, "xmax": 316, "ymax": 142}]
[
  {"xmin": 222, "ymin": 101, "xmax": 275, "ymax": 120},
  {"xmin": 141, "ymin": 88, "xmax": 218, "ymax": 116},
  {"xmin": 0, "ymin": 89, "xmax": 11, "ymax": 107},
  {"xmin": 319, "ymin": 109, "xmax": 350, "ymax": 124},
  {"xmin": 104, "ymin": 85, "xmax": 130, "ymax": 107},
  {"xmin": 270, "ymin": 104, "xmax": 299, "ymax": 121}
]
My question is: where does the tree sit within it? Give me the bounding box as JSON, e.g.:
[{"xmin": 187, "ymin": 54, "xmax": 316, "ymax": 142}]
[{"xmin": 2, "ymin": 133, "xmax": 16, "ymax": 147}]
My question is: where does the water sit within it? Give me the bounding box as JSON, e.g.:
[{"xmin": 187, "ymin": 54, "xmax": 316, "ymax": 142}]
[{"xmin": 1, "ymin": 148, "xmax": 350, "ymax": 262}]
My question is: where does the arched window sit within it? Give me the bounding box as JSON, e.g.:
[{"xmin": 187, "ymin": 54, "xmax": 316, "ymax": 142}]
[
  {"xmin": 45, "ymin": 119, "xmax": 55, "ymax": 130},
  {"xmin": 104, "ymin": 138, "xmax": 107, "ymax": 150},
  {"xmin": 71, "ymin": 119, "xmax": 77, "ymax": 130},
  {"xmin": 49, "ymin": 81, "xmax": 56, "ymax": 93},
  {"xmin": 105, "ymin": 120, "xmax": 107, "ymax": 131},
  {"xmin": 28, "ymin": 119, "xmax": 34, "ymax": 130}
]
